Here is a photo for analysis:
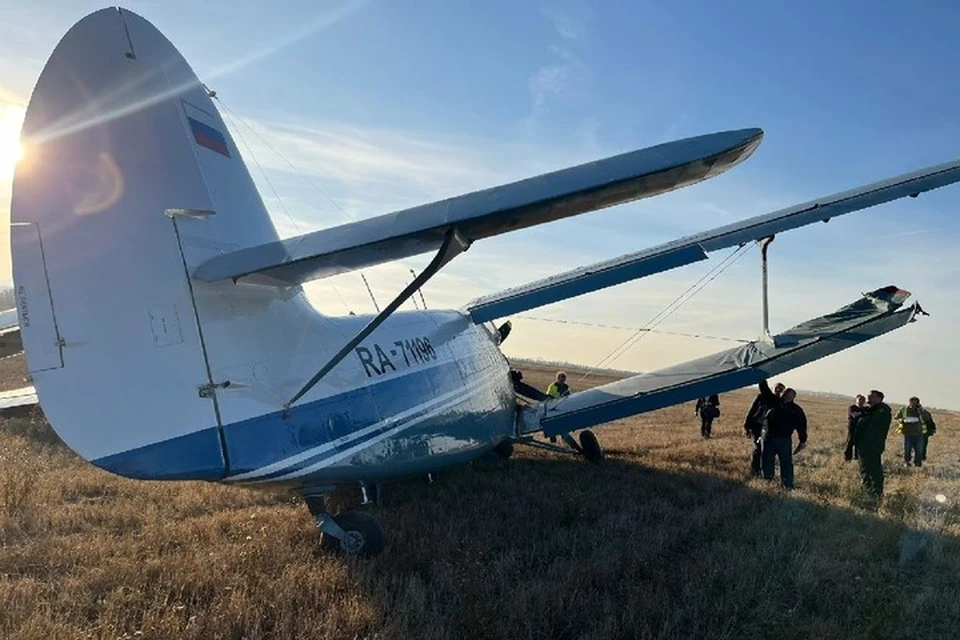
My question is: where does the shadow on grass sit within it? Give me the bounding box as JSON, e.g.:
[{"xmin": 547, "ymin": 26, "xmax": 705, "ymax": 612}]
[
  {"xmin": 340, "ymin": 452, "xmax": 960, "ymax": 640},
  {"xmin": 4, "ymin": 416, "xmax": 959, "ymax": 640}
]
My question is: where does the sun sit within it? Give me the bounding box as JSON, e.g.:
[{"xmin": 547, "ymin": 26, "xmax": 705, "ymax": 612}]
[
  {"xmin": 0, "ymin": 140, "xmax": 24, "ymax": 170},
  {"xmin": 0, "ymin": 106, "xmax": 26, "ymax": 178}
]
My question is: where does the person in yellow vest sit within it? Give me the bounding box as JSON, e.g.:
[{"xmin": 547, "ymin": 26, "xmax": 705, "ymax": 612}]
[
  {"xmin": 894, "ymin": 396, "xmax": 936, "ymax": 467},
  {"xmin": 546, "ymin": 372, "xmax": 570, "ymax": 398}
]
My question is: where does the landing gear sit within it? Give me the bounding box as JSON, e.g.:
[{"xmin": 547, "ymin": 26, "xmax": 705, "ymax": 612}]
[
  {"xmin": 305, "ymin": 494, "xmax": 386, "ymax": 556},
  {"xmin": 514, "ymin": 430, "xmax": 605, "ymax": 464},
  {"xmin": 578, "ymin": 430, "xmax": 604, "ymax": 464},
  {"xmin": 492, "ymin": 439, "xmax": 514, "ymax": 460}
]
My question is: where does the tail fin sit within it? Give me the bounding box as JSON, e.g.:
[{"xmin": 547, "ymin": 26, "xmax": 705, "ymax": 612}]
[{"xmin": 11, "ymin": 8, "xmax": 308, "ymax": 479}]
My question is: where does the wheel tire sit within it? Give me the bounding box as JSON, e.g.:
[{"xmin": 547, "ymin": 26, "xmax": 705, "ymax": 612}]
[
  {"xmin": 492, "ymin": 440, "xmax": 514, "ymax": 460},
  {"xmin": 579, "ymin": 430, "xmax": 604, "ymax": 464},
  {"xmin": 321, "ymin": 510, "xmax": 385, "ymax": 556}
]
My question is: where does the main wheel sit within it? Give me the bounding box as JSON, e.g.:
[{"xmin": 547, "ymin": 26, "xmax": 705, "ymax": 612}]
[
  {"xmin": 321, "ymin": 510, "xmax": 385, "ymax": 556},
  {"xmin": 492, "ymin": 440, "xmax": 514, "ymax": 460},
  {"xmin": 579, "ymin": 430, "xmax": 604, "ymax": 464}
]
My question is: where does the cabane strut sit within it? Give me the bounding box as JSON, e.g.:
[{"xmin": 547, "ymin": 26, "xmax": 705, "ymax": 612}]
[{"xmin": 283, "ymin": 227, "xmax": 471, "ymax": 409}]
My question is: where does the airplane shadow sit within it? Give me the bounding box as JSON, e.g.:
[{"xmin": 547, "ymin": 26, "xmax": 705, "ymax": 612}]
[
  {"xmin": 5, "ymin": 412, "xmax": 958, "ymax": 639},
  {"xmin": 337, "ymin": 450, "xmax": 960, "ymax": 640}
]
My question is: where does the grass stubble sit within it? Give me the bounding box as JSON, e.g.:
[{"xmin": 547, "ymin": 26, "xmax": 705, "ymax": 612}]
[{"xmin": 1, "ymin": 358, "xmax": 959, "ymax": 639}]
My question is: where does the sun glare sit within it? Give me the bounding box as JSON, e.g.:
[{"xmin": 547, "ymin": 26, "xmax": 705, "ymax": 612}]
[{"xmin": 0, "ymin": 107, "xmax": 27, "ymax": 177}]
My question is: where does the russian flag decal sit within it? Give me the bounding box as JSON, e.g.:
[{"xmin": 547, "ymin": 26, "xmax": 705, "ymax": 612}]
[{"xmin": 188, "ymin": 116, "xmax": 231, "ymax": 158}]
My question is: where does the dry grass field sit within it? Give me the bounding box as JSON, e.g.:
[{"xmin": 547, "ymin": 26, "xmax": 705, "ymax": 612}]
[{"xmin": 2, "ymin": 356, "xmax": 959, "ymax": 639}]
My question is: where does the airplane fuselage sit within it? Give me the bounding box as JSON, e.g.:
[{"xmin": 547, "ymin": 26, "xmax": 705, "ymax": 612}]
[{"xmin": 220, "ymin": 309, "xmax": 517, "ymax": 490}]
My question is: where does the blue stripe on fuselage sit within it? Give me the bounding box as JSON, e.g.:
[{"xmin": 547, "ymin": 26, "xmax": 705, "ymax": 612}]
[
  {"xmin": 92, "ymin": 425, "xmax": 226, "ymax": 481},
  {"xmin": 91, "ymin": 323, "xmax": 514, "ymax": 485},
  {"xmin": 222, "ymin": 359, "xmax": 470, "ymax": 477}
]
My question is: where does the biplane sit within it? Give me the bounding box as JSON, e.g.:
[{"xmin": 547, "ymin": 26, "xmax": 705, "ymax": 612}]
[{"xmin": 4, "ymin": 7, "xmax": 957, "ymax": 555}]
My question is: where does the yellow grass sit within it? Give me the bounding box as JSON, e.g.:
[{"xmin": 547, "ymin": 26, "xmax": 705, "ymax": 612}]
[{"xmin": 1, "ymin": 357, "xmax": 959, "ymax": 639}]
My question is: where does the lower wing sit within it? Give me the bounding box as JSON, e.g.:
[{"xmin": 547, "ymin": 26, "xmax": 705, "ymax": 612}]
[{"xmin": 517, "ymin": 286, "xmax": 919, "ymax": 437}]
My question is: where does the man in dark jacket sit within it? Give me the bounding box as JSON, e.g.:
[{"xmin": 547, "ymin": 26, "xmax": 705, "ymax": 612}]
[
  {"xmin": 853, "ymin": 389, "xmax": 892, "ymax": 496},
  {"xmin": 844, "ymin": 394, "xmax": 867, "ymax": 461},
  {"xmin": 744, "ymin": 382, "xmax": 784, "ymax": 476},
  {"xmin": 757, "ymin": 379, "xmax": 807, "ymax": 489},
  {"xmin": 695, "ymin": 394, "xmax": 720, "ymax": 438}
]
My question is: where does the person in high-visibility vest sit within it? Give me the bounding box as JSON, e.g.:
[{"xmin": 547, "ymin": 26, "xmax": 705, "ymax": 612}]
[
  {"xmin": 546, "ymin": 372, "xmax": 570, "ymax": 398},
  {"xmin": 894, "ymin": 396, "xmax": 936, "ymax": 467}
]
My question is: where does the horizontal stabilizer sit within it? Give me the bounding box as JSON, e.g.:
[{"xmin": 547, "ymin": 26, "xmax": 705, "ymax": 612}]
[
  {"xmin": 519, "ymin": 286, "xmax": 919, "ymax": 438},
  {"xmin": 467, "ymin": 156, "xmax": 960, "ymax": 322},
  {"xmin": 0, "ymin": 385, "xmax": 38, "ymax": 413},
  {"xmin": 0, "ymin": 308, "xmax": 19, "ymax": 330},
  {"xmin": 0, "ymin": 324, "xmax": 23, "ymax": 360},
  {"xmin": 193, "ymin": 129, "xmax": 763, "ymax": 286}
]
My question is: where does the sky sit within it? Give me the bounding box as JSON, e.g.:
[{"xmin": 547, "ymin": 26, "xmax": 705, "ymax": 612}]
[{"xmin": 2, "ymin": 1, "xmax": 960, "ymax": 408}]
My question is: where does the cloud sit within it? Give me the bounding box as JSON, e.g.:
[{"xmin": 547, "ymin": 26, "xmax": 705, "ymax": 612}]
[
  {"xmin": 540, "ymin": 2, "xmax": 594, "ymax": 40},
  {"xmin": 522, "ymin": 7, "xmax": 595, "ymax": 133},
  {"xmin": 861, "ymin": 228, "xmax": 934, "ymax": 241},
  {"xmin": 201, "ymin": 0, "xmax": 370, "ymax": 82}
]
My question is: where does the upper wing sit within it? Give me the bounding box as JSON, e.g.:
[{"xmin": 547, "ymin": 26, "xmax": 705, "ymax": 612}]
[
  {"xmin": 465, "ymin": 157, "xmax": 960, "ymax": 323},
  {"xmin": 518, "ymin": 286, "xmax": 919, "ymax": 438},
  {"xmin": 192, "ymin": 129, "xmax": 763, "ymax": 286}
]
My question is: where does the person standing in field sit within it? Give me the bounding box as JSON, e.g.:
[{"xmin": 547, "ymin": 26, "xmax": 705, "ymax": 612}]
[
  {"xmin": 695, "ymin": 394, "xmax": 721, "ymax": 438},
  {"xmin": 853, "ymin": 389, "xmax": 892, "ymax": 497},
  {"xmin": 744, "ymin": 382, "xmax": 784, "ymax": 476},
  {"xmin": 894, "ymin": 396, "xmax": 936, "ymax": 467},
  {"xmin": 546, "ymin": 371, "xmax": 570, "ymax": 398},
  {"xmin": 757, "ymin": 380, "xmax": 807, "ymax": 489},
  {"xmin": 844, "ymin": 394, "xmax": 867, "ymax": 461}
]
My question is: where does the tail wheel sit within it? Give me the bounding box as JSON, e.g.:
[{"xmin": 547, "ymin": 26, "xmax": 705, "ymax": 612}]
[
  {"xmin": 579, "ymin": 430, "xmax": 604, "ymax": 464},
  {"xmin": 321, "ymin": 510, "xmax": 385, "ymax": 556},
  {"xmin": 492, "ymin": 440, "xmax": 514, "ymax": 460}
]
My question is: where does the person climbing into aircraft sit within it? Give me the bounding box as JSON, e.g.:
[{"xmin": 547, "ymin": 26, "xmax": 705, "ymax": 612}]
[
  {"xmin": 852, "ymin": 389, "xmax": 892, "ymax": 497},
  {"xmin": 844, "ymin": 394, "xmax": 867, "ymax": 461},
  {"xmin": 546, "ymin": 372, "xmax": 570, "ymax": 398},
  {"xmin": 744, "ymin": 381, "xmax": 784, "ymax": 476},
  {"xmin": 894, "ymin": 396, "xmax": 936, "ymax": 467},
  {"xmin": 695, "ymin": 394, "xmax": 720, "ymax": 438},
  {"xmin": 757, "ymin": 379, "xmax": 807, "ymax": 489},
  {"xmin": 509, "ymin": 368, "xmax": 550, "ymax": 402}
]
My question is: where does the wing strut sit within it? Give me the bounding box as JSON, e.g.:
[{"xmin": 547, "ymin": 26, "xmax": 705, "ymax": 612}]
[
  {"xmin": 283, "ymin": 227, "xmax": 471, "ymax": 409},
  {"xmin": 759, "ymin": 235, "xmax": 775, "ymax": 343}
]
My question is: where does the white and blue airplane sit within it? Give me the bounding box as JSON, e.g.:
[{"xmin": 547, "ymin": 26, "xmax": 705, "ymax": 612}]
[{"xmin": 2, "ymin": 7, "xmax": 956, "ymax": 555}]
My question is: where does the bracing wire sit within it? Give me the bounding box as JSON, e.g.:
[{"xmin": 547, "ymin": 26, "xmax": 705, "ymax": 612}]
[
  {"xmin": 556, "ymin": 242, "xmax": 755, "ymax": 396},
  {"xmin": 514, "ymin": 314, "xmax": 751, "ymax": 344},
  {"xmin": 219, "ymin": 104, "xmax": 354, "ymax": 316},
  {"xmin": 213, "ymin": 95, "xmax": 395, "ymax": 314}
]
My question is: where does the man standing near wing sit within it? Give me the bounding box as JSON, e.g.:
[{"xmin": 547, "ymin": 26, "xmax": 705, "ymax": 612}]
[
  {"xmin": 756, "ymin": 380, "xmax": 808, "ymax": 489},
  {"xmin": 744, "ymin": 381, "xmax": 784, "ymax": 476},
  {"xmin": 894, "ymin": 396, "xmax": 936, "ymax": 467},
  {"xmin": 853, "ymin": 390, "xmax": 893, "ymax": 497},
  {"xmin": 844, "ymin": 394, "xmax": 867, "ymax": 461}
]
